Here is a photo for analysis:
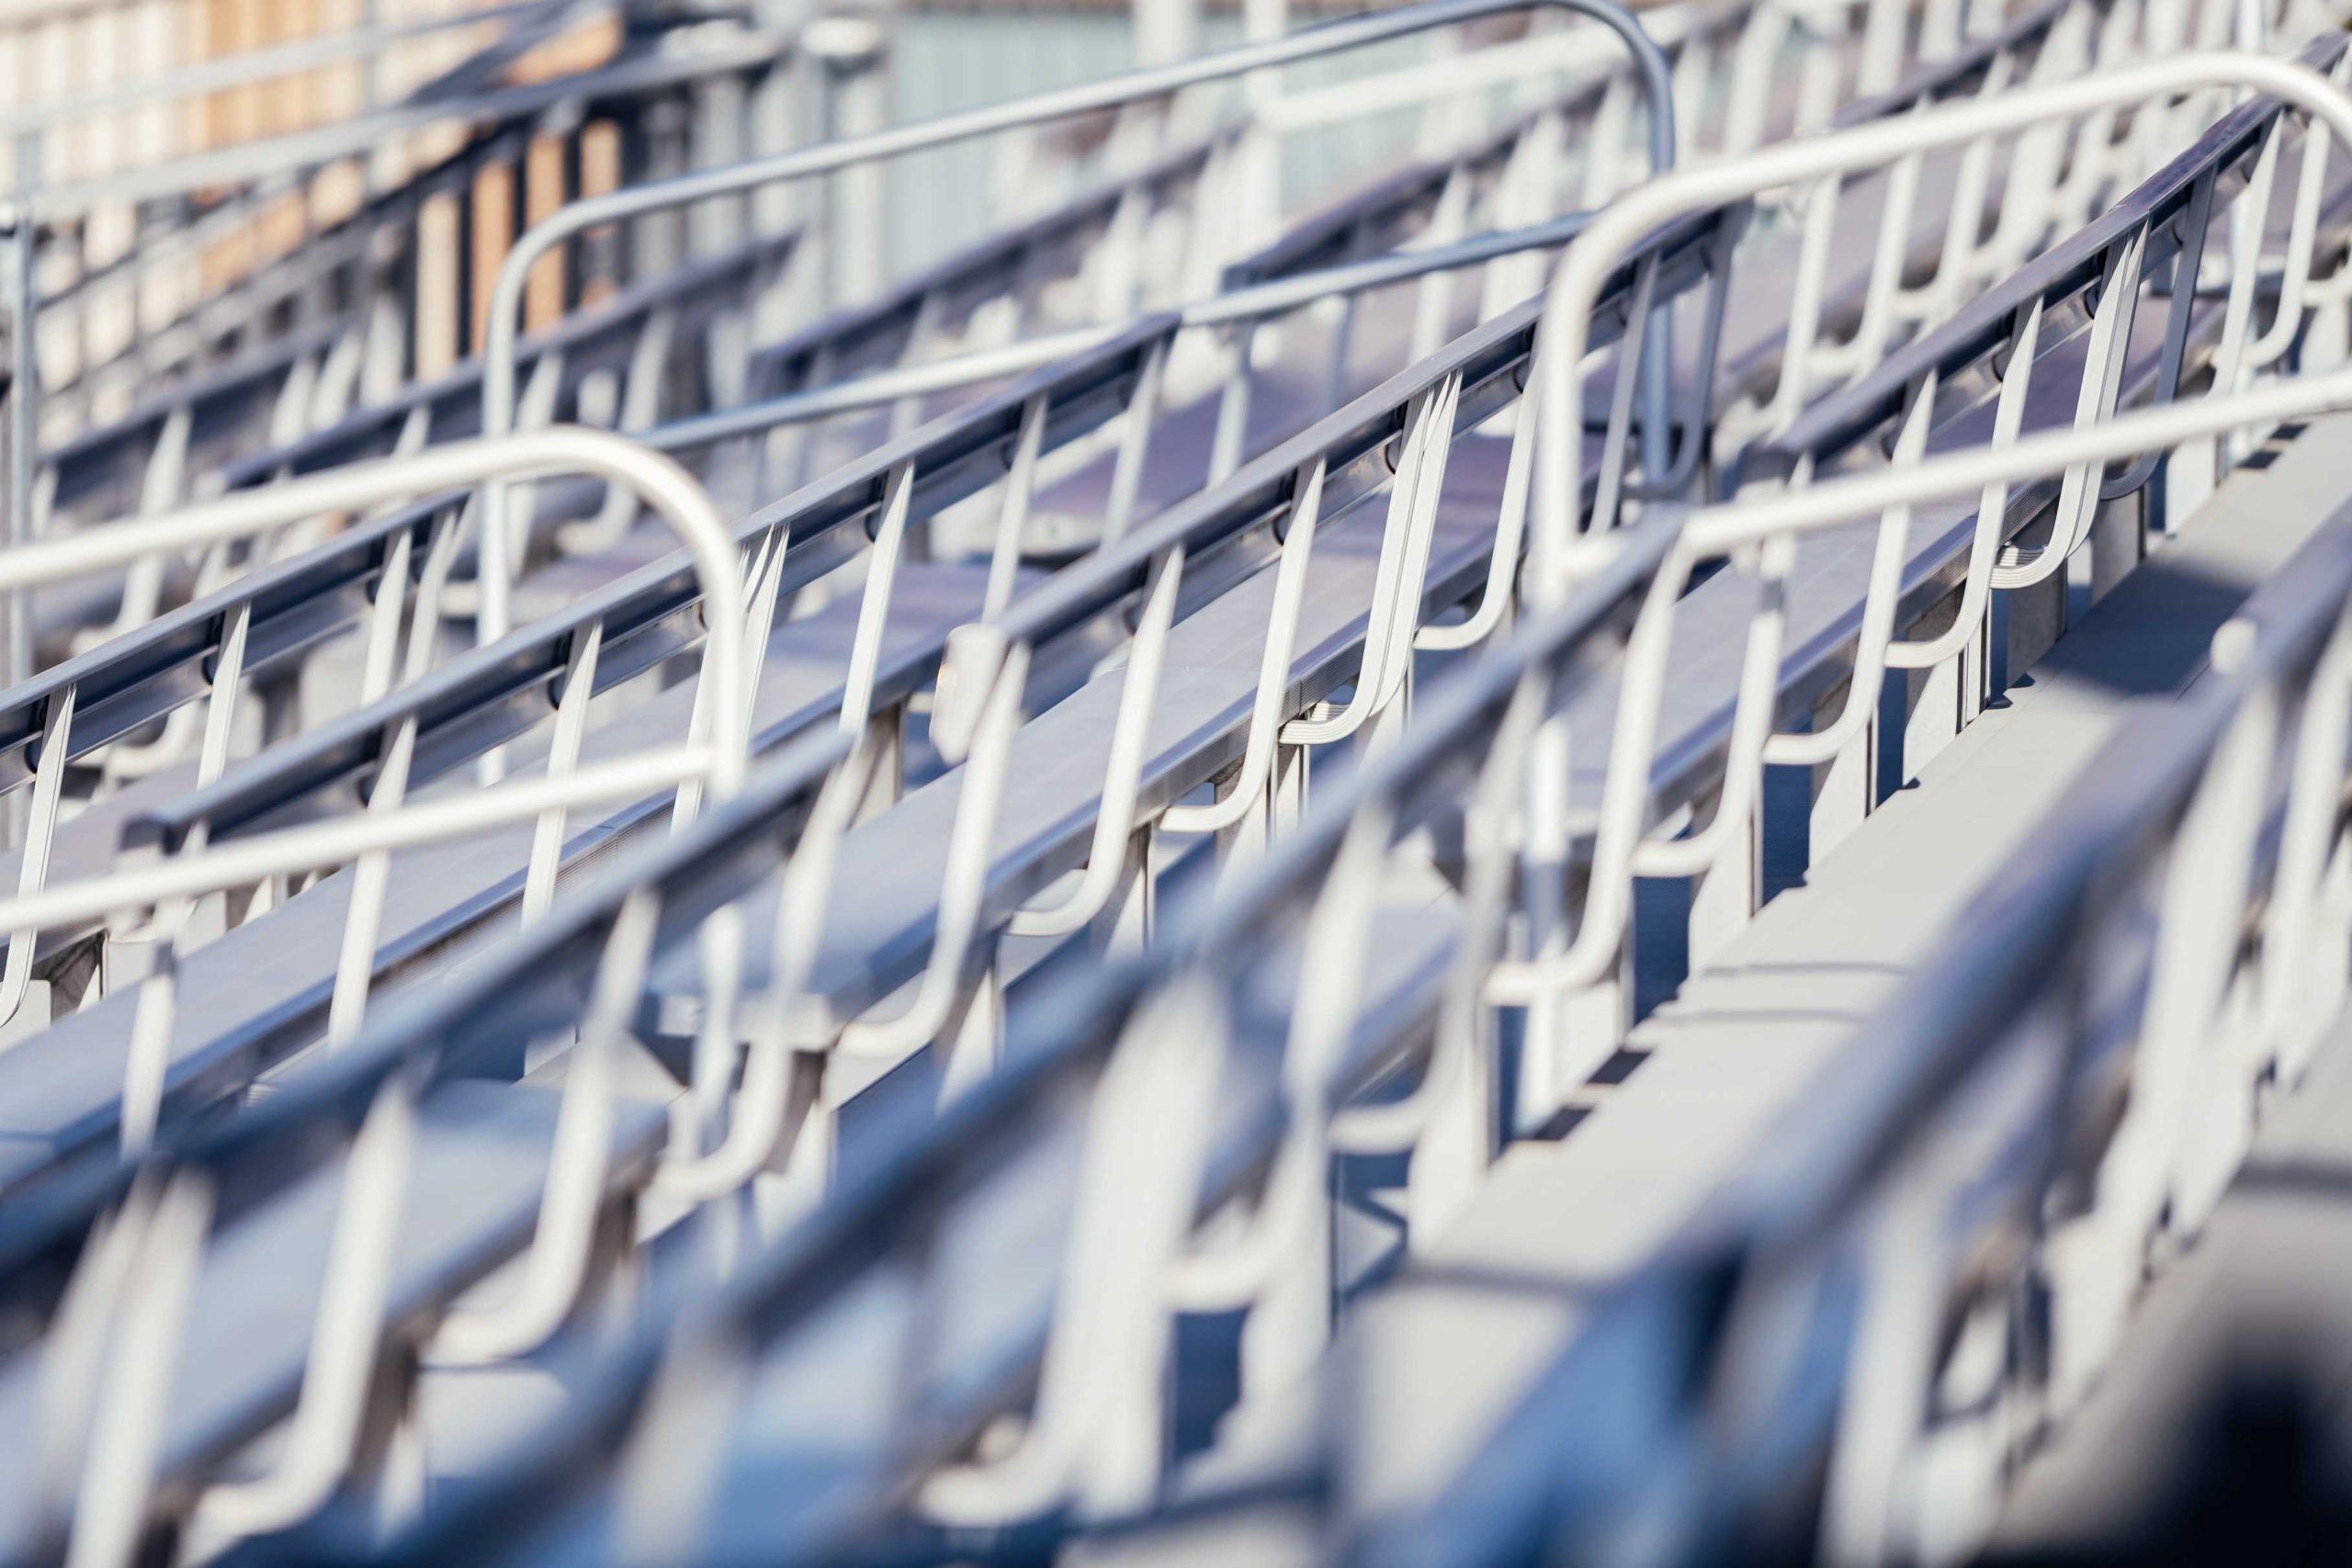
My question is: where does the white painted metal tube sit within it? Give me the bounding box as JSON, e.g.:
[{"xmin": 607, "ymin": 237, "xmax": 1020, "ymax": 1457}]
[
  {"xmin": 0, "ymin": 428, "xmax": 749, "ymax": 795},
  {"xmin": 1531, "ymin": 50, "xmax": 2352, "ymax": 602},
  {"xmin": 646, "ymin": 210, "xmax": 1603, "ymax": 455},
  {"xmin": 0, "ymin": 747, "xmax": 712, "ymax": 939},
  {"xmin": 1684, "ymin": 364, "xmax": 2352, "ymax": 554},
  {"xmin": 473, "ymin": 0, "xmax": 1679, "ymax": 650},
  {"xmin": 1488, "ymin": 367, "xmax": 2352, "ymax": 1008}
]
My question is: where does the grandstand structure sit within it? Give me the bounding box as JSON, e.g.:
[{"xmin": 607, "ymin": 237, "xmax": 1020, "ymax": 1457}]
[{"xmin": 0, "ymin": 0, "xmax": 2346, "ymax": 1561}]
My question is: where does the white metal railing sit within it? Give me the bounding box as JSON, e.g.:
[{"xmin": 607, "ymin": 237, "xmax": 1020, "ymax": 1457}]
[
  {"xmin": 466, "ymin": 0, "xmax": 1681, "ymax": 651},
  {"xmin": 0, "ymin": 426, "xmax": 743, "ymax": 1154}
]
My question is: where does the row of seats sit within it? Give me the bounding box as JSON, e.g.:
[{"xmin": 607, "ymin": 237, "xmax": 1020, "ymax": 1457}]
[{"xmin": 0, "ymin": 0, "xmax": 2347, "ymax": 1562}]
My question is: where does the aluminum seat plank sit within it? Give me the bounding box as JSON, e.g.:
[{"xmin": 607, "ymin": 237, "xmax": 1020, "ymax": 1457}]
[
  {"xmin": 639, "ymin": 427, "xmax": 1543, "ymax": 1037},
  {"xmin": 0, "ymin": 1081, "xmax": 667, "ymax": 1562},
  {"xmin": 484, "ymin": 897, "xmax": 1453, "ymax": 1566},
  {"xmin": 1561, "ymin": 209, "xmax": 2257, "ymax": 825},
  {"xmin": 0, "ymin": 565, "xmax": 1002, "ymax": 1199},
  {"xmin": 1316, "ymin": 412, "xmax": 2352, "ymax": 1548}
]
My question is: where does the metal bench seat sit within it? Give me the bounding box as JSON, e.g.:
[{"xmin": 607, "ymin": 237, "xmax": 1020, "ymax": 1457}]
[
  {"xmin": 510, "ymin": 0, "xmax": 2060, "ymax": 630},
  {"xmin": 1573, "ymin": 398, "xmax": 2090, "ymax": 807},
  {"xmin": 635, "ymin": 424, "xmax": 1540, "ymax": 1038},
  {"xmin": 0, "ymin": 1078, "xmax": 666, "ymax": 1563},
  {"xmin": 0, "ymin": 562, "xmax": 1008, "ymax": 1203},
  {"xmin": 1557, "ymin": 159, "xmax": 2352, "ymax": 842},
  {"xmin": 0, "ymin": 316, "xmax": 1199, "ymax": 1034},
  {"xmin": 501, "ymin": 1109, "xmax": 1085, "ymax": 1568},
  {"xmin": 1016, "ymin": 340, "xmax": 1349, "ymax": 544},
  {"xmin": 196, "ymin": 238, "xmax": 803, "ymax": 502},
  {"xmin": 465, "ymin": 897, "xmax": 1454, "ymax": 1568},
  {"xmin": 1600, "ymin": 78, "xmax": 2048, "ymax": 421},
  {"xmin": 242, "ymin": 134, "xmax": 1235, "ymax": 502},
  {"xmin": 1300, "ymin": 413, "xmax": 2352, "ymax": 1560},
  {"xmin": 505, "ymin": 310, "xmax": 1354, "ymax": 625}
]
